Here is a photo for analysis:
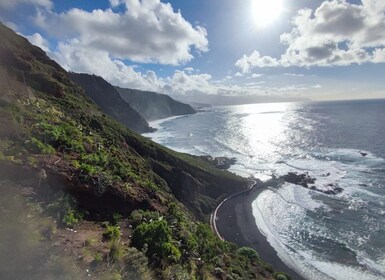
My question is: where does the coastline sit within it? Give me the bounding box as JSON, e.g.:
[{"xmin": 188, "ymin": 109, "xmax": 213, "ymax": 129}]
[{"xmin": 214, "ymin": 185, "xmax": 306, "ymax": 280}]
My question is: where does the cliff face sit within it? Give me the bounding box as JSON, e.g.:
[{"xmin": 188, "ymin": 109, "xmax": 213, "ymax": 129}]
[
  {"xmin": 69, "ymin": 73, "xmax": 153, "ymax": 133},
  {"xmin": 0, "ymin": 22, "xmax": 283, "ymax": 280},
  {"xmin": 0, "ymin": 21, "xmax": 246, "ymax": 219},
  {"xmin": 116, "ymin": 86, "xmax": 196, "ymax": 121}
]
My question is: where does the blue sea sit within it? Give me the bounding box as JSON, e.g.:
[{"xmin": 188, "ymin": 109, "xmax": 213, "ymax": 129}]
[{"xmin": 143, "ymin": 99, "xmax": 385, "ymax": 280}]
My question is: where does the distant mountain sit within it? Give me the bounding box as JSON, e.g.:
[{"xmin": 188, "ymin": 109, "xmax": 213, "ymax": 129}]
[
  {"xmin": 116, "ymin": 87, "xmax": 196, "ymax": 121},
  {"xmin": 69, "ymin": 73, "xmax": 153, "ymax": 133}
]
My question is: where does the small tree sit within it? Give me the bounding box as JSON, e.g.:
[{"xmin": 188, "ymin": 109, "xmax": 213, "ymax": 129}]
[{"xmin": 132, "ymin": 220, "xmax": 180, "ymax": 262}]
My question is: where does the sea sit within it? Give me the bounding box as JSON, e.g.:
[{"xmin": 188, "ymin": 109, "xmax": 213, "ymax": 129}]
[{"xmin": 143, "ymin": 99, "xmax": 385, "ymax": 280}]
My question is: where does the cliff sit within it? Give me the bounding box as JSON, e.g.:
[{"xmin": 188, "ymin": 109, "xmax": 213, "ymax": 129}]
[
  {"xmin": 116, "ymin": 86, "xmax": 196, "ymax": 121},
  {"xmin": 69, "ymin": 72, "xmax": 153, "ymax": 133},
  {"xmin": 0, "ymin": 22, "xmax": 286, "ymax": 280}
]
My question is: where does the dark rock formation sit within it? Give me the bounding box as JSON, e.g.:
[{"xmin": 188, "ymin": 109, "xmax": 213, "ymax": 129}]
[
  {"xmin": 281, "ymin": 172, "xmax": 343, "ymax": 195},
  {"xmin": 197, "ymin": 156, "xmax": 237, "ymax": 170},
  {"xmin": 116, "ymin": 86, "xmax": 196, "ymax": 121},
  {"xmin": 69, "ymin": 73, "xmax": 154, "ymax": 133}
]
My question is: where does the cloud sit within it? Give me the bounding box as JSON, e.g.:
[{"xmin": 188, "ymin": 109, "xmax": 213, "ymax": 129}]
[
  {"xmin": 25, "ymin": 33, "xmax": 50, "ymax": 52},
  {"xmin": 0, "ymin": 0, "xmax": 52, "ymax": 10},
  {"xmin": 234, "ymin": 72, "xmax": 244, "ymax": 77},
  {"xmin": 235, "ymin": 51, "xmax": 279, "ymax": 73},
  {"xmin": 284, "ymin": 73, "xmax": 304, "ymax": 77},
  {"xmin": 251, "ymin": 73, "xmax": 263, "ymax": 78},
  {"xmin": 34, "ymin": 0, "xmax": 208, "ymax": 65},
  {"xmin": 53, "ymin": 40, "xmax": 164, "ymax": 91},
  {"xmin": 236, "ymin": 0, "xmax": 385, "ymax": 71},
  {"xmin": 184, "ymin": 67, "xmax": 195, "ymax": 73}
]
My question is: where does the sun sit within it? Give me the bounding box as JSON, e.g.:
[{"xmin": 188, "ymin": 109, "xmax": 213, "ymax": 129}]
[{"xmin": 251, "ymin": 0, "xmax": 284, "ymax": 28}]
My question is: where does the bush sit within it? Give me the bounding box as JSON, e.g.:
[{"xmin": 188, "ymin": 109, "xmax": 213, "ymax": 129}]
[
  {"xmin": 132, "ymin": 220, "xmax": 180, "ymax": 262},
  {"xmin": 62, "ymin": 210, "xmax": 80, "ymax": 227},
  {"xmin": 103, "ymin": 225, "xmax": 121, "ymax": 241},
  {"xmin": 273, "ymin": 272, "xmax": 291, "ymax": 280},
  {"xmin": 37, "ymin": 121, "xmax": 84, "ymax": 153},
  {"xmin": 45, "ymin": 194, "xmax": 84, "ymax": 228},
  {"xmin": 129, "ymin": 210, "xmax": 161, "ymax": 227},
  {"xmin": 237, "ymin": 247, "xmax": 260, "ymax": 262},
  {"xmin": 26, "ymin": 137, "xmax": 55, "ymax": 154},
  {"xmin": 124, "ymin": 247, "xmax": 151, "ymax": 279},
  {"xmin": 112, "ymin": 213, "xmax": 122, "ymax": 225},
  {"xmin": 93, "ymin": 253, "xmax": 103, "ymax": 263}
]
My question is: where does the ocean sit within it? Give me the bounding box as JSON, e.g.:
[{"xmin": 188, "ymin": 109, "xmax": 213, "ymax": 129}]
[{"xmin": 143, "ymin": 99, "xmax": 385, "ymax": 280}]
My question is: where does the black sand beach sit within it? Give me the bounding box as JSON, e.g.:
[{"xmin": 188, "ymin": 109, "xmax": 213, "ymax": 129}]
[{"xmin": 215, "ymin": 186, "xmax": 306, "ymax": 280}]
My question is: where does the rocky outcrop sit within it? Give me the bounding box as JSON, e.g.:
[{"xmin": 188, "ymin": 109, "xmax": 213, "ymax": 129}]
[
  {"xmin": 281, "ymin": 172, "xmax": 343, "ymax": 195},
  {"xmin": 197, "ymin": 156, "xmax": 237, "ymax": 170},
  {"xmin": 116, "ymin": 86, "xmax": 196, "ymax": 121},
  {"xmin": 69, "ymin": 73, "xmax": 154, "ymax": 133}
]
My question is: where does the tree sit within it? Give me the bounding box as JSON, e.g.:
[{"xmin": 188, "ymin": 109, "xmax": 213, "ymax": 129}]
[{"xmin": 132, "ymin": 220, "xmax": 180, "ymax": 262}]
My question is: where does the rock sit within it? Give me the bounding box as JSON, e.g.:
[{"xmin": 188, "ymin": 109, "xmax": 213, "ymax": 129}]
[
  {"xmin": 198, "ymin": 156, "xmax": 236, "ymax": 170},
  {"xmin": 359, "ymin": 151, "xmax": 368, "ymax": 157},
  {"xmin": 281, "ymin": 172, "xmax": 343, "ymax": 195},
  {"xmin": 282, "ymin": 172, "xmax": 316, "ymax": 188}
]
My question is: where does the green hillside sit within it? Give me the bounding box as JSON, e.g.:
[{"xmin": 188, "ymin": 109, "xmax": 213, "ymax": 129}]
[{"xmin": 0, "ymin": 22, "xmax": 288, "ymax": 280}]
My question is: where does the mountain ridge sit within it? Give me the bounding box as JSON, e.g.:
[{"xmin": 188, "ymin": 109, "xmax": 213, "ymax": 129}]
[
  {"xmin": 116, "ymin": 86, "xmax": 196, "ymax": 121},
  {"xmin": 69, "ymin": 72, "xmax": 153, "ymax": 133}
]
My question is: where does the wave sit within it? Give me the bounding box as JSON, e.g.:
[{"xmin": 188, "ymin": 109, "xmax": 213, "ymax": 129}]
[{"xmin": 252, "ymin": 187, "xmax": 384, "ymax": 280}]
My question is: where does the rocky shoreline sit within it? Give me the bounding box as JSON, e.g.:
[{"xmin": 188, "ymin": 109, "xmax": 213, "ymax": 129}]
[{"xmin": 196, "ymin": 155, "xmax": 237, "ymax": 170}]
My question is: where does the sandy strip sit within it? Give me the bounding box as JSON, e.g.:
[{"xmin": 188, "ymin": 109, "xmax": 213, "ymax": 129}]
[{"xmin": 214, "ymin": 186, "xmax": 306, "ymax": 280}]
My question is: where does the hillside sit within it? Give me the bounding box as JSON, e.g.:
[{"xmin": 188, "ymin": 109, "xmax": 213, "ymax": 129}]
[
  {"xmin": 116, "ymin": 86, "xmax": 196, "ymax": 121},
  {"xmin": 69, "ymin": 72, "xmax": 153, "ymax": 133},
  {"xmin": 0, "ymin": 22, "xmax": 290, "ymax": 280}
]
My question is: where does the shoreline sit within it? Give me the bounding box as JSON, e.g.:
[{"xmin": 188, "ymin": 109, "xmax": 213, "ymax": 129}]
[{"xmin": 214, "ymin": 185, "xmax": 306, "ymax": 280}]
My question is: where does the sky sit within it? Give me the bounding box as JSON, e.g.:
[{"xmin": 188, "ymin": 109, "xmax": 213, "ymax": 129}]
[{"xmin": 1, "ymin": 0, "xmax": 385, "ymax": 104}]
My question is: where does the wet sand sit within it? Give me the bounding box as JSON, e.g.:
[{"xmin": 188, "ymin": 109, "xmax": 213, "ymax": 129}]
[{"xmin": 215, "ymin": 186, "xmax": 306, "ymax": 280}]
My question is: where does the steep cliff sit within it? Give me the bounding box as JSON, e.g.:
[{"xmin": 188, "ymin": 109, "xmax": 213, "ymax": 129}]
[
  {"xmin": 69, "ymin": 73, "xmax": 153, "ymax": 133},
  {"xmin": 116, "ymin": 86, "xmax": 196, "ymax": 121}
]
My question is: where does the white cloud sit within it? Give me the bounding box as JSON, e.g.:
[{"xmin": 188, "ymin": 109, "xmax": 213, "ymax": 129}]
[
  {"xmin": 35, "ymin": 0, "xmax": 208, "ymax": 65},
  {"xmin": 53, "ymin": 40, "xmax": 164, "ymax": 91},
  {"xmin": 0, "ymin": 0, "xmax": 52, "ymax": 10},
  {"xmin": 25, "ymin": 33, "xmax": 50, "ymax": 52},
  {"xmin": 251, "ymin": 73, "xmax": 263, "ymax": 78},
  {"xmin": 284, "ymin": 73, "xmax": 304, "ymax": 77},
  {"xmin": 236, "ymin": 0, "xmax": 385, "ymax": 70},
  {"xmin": 184, "ymin": 67, "xmax": 195, "ymax": 73},
  {"xmin": 235, "ymin": 51, "xmax": 279, "ymax": 73},
  {"xmin": 234, "ymin": 72, "xmax": 243, "ymax": 77}
]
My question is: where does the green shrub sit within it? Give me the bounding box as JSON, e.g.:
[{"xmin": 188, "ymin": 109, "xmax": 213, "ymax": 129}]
[
  {"xmin": 132, "ymin": 219, "xmax": 180, "ymax": 262},
  {"xmin": 124, "ymin": 247, "xmax": 150, "ymax": 279},
  {"xmin": 162, "ymin": 242, "xmax": 181, "ymax": 262},
  {"xmin": 37, "ymin": 121, "xmax": 84, "ymax": 153},
  {"xmin": 27, "ymin": 156, "xmax": 37, "ymax": 167},
  {"xmin": 237, "ymin": 247, "xmax": 260, "ymax": 262},
  {"xmin": 26, "ymin": 137, "xmax": 55, "ymax": 154},
  {"xmin": 93, "ymin": 253, "xmax": 103, "ymax": 263},
  {"xmin": 129, "ymin": 210, "xmax": 161, "ymax": 227},
  {"xmin": 103, "ymin": 225, "xmax": 121, "ymax": 241},
  {"xmin": 46, "ymin": 194, "xmax": 84, "ymax": 227},
  {"xmin": 62, "ymin": 210, "xmax": 80, "ymax": 227},
  {"xmin": 273, "ymin": 272, "xmax": 291, "ymax": 280},
  {"xmin": 112, "ymin": 213, "xmax": 122, "ymax": 225}
]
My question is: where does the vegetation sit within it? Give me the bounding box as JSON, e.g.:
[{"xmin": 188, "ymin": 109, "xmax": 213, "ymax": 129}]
[
  {"xmin": 103, "ymin": 225, "xmax": 121, "ymax": 241},
  {"xmin": 0, "ymin": 22, "xmax": 286, "ymax": 279}
]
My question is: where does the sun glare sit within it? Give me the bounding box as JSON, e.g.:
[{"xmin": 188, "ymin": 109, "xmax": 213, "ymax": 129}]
[{"xmin": 251, "ymin": 0, "xmax": 283, "ymax": 27}]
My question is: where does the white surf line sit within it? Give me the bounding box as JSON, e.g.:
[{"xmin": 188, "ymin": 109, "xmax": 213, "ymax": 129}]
[{"xmin": 210, "ymin": 180, "xmax": 256, "ymax": 241}]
